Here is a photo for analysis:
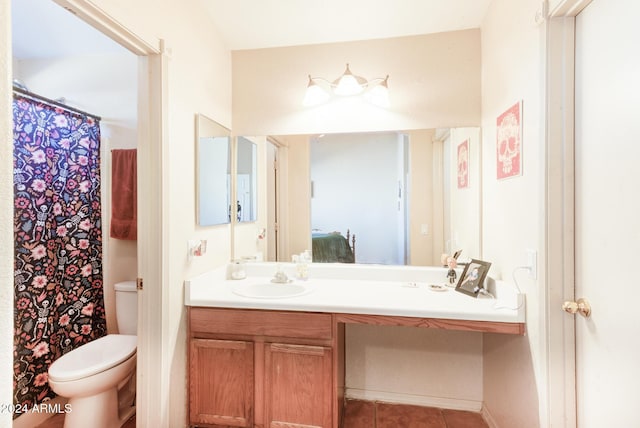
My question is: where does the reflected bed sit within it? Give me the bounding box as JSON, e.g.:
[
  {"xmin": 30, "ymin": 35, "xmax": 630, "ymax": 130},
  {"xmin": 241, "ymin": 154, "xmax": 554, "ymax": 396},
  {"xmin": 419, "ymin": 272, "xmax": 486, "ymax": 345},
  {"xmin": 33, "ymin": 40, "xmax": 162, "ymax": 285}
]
[{"xmin": 311, "ymin": 229, "xmax": 356, "ymax": 263}]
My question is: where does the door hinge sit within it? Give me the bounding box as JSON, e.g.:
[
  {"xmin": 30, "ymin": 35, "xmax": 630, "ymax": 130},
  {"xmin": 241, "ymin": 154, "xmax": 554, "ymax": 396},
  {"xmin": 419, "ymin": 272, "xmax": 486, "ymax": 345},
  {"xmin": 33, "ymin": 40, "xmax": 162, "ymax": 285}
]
[{"xmin": 136, "ymin": 277, "xmax": 143, "ymax": 290}]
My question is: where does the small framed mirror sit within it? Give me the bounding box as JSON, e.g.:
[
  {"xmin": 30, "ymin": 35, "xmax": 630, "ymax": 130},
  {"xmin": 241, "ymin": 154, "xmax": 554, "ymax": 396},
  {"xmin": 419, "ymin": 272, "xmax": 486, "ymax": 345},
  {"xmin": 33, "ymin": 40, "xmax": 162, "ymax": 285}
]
[
  {"xmin": 235, "ymin": 136, "xmax": 257, "ymax": 222},
  {"xmin": 196, "ymin": 114, "xmax": 231, "ymax": 226}
]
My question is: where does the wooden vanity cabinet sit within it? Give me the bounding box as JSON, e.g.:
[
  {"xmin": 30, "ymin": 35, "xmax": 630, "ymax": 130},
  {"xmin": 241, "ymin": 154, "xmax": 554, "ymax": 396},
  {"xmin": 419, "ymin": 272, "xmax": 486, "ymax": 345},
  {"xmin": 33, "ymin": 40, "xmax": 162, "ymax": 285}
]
[
  {"xmin": 264, "ymin": 343, "xmax": 333, "ymax": 427},
  {"xmin": 189, "ymin": 338, "xmax": 254, "ymax": 427},
  {"xmin": 188, "ymin": 307, "xmax": 339, "ymax": 428}
]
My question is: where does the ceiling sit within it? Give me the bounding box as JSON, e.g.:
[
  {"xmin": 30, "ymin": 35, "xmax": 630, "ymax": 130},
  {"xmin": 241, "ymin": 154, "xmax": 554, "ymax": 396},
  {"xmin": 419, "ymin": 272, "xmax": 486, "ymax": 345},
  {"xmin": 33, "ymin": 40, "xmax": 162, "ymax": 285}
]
[
  {"xmin": 204, "ymin": 0, "xmax": 492, "ymax": 50},
  {"xmin": 11, "ymin": 0, "xmax": 127, "ymax": 59},
  {"xmin": 12, "ymin": 0, "xmax": 491, "ymax": 59}
]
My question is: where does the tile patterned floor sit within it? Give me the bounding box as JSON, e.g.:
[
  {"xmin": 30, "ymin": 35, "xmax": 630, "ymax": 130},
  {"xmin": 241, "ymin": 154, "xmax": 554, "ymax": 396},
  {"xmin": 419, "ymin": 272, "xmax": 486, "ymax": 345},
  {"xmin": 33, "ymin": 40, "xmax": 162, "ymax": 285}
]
[
  {"xmin": 344, "ymin": 399, "xmax": 489, "ymax": 428},
  {"xmin": 34, "ymin": 413, "xmax": 135, "ymax": 428},
  {"xmin": 35, "ymin": 402, "xmax": 485, "ymax": 428}
]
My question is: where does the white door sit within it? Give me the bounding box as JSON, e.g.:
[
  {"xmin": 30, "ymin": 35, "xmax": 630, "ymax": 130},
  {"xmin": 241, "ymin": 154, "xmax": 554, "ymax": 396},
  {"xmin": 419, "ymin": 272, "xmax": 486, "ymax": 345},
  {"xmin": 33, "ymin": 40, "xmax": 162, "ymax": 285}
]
[
  {"xmin": 574, "ymin": 0, "xmax": 640, "ymax": 425},
  {"xmin": 236, "ymin": 174, "xmax": 252, "ymax": 222}
]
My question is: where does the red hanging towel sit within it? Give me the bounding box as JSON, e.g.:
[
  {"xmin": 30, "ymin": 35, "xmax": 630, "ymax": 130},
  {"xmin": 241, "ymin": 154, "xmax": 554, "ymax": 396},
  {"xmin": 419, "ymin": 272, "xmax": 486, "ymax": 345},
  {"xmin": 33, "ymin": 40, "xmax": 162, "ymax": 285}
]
[{"xmin": 110, "ymin": 149, "xmax": 137, "ymax": 240}]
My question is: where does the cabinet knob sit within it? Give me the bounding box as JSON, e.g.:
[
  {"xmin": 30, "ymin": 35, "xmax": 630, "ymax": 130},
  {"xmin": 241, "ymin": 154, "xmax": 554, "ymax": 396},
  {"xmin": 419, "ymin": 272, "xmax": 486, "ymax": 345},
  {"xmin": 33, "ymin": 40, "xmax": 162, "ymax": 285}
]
[{"xmin": 562, "ymin": 298, "xmax": 591, "ymax": 318}]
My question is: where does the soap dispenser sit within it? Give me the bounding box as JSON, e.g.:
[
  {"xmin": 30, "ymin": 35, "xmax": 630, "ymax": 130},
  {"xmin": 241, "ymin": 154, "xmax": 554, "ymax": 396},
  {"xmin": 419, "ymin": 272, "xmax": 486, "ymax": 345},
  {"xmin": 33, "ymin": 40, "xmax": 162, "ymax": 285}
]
[
  {"xmin": 230, "ymin": 260, "xmax": 246, "ymax": 280},
  {"xmin": 295, "ymin": 252, "xmax": 309, "ymax": 280}
]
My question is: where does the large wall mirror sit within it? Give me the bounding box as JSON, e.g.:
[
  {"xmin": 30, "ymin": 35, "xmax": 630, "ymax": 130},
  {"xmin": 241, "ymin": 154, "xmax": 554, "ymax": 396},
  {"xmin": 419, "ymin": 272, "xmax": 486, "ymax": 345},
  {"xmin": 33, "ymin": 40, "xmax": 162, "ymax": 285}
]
[
  {"xmin": 196, "ymin": 114, "xmax": 231, "ymax": 226},
  {"xmin": 235, "ymin": 136, "xmax": 258, "ymax": 222},
  {"xmin": 261, "ymin": 127, "xmax": 481, "ymax": 266}
]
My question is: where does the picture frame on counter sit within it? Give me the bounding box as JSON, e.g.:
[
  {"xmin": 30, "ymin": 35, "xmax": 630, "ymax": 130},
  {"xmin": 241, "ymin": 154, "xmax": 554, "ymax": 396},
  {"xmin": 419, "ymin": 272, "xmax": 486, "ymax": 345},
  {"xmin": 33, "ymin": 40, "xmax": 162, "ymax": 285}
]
[{"xmin": 455, "ymin": 259, "xmax": 492, "ymax": 298}]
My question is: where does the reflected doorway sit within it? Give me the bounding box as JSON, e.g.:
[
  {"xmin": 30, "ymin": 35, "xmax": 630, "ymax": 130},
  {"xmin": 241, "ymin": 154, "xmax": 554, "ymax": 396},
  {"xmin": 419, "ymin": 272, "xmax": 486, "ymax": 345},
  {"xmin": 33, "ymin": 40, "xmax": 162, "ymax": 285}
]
[
  {"xmin": 310, "ymin": 132, "xmax": 408, "ymax": 265},
  {"xmin": 266, "ymin": 139, "xmax": 279, "ymax": 261}
]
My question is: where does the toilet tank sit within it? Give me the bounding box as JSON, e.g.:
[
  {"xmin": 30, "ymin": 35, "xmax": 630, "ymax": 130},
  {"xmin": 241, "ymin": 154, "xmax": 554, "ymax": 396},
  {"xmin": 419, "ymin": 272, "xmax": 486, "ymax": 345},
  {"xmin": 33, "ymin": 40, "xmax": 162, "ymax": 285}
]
[{"xmin": 114, "ymin": 281, "xmax": 138, "ymax": 335}]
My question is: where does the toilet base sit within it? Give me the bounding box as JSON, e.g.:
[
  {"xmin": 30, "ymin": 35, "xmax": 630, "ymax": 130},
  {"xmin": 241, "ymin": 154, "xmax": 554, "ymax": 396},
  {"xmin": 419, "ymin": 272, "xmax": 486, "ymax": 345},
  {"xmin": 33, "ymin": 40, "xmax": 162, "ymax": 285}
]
[
  {"xmin": 50, "ymin": 353, "xmax": 137, "ymax": 428},
  {"xmin": 48, "ymin": 337, "xmax": 137, "ymax": 428},
  {"xmin": 64, "ymin": 388, "xmax": 117, "ymax": 428},
  {"xmin": 63, "ymin": 386, "xmax": 135, "ymax": 428}
]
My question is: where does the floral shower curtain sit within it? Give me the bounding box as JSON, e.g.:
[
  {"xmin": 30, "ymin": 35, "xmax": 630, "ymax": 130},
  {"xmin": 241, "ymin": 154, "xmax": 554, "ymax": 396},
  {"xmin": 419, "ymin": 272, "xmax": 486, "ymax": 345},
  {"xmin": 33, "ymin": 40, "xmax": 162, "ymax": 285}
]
[{"xmin": 13, "ymin": 94, "xmax": 107, "ymax": 410}]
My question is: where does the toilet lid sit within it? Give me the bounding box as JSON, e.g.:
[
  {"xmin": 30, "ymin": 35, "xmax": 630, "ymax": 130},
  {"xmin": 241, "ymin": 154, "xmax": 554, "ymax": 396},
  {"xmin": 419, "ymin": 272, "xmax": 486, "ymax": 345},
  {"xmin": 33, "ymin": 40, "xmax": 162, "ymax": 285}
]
[{"xmin": 49, "ymin": 334, "xmax": 137, "ymax": 382}]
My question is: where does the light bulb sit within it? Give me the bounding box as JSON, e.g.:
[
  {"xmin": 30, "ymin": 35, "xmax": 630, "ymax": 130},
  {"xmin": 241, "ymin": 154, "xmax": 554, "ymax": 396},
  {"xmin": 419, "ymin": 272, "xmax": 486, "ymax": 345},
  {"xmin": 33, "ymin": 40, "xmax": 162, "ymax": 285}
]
[
  {"xmin": 303, "ymin": 77, "xmax": 330, "ymax": 106},
  {"xmin": 365, "ymin": 76, "xmax": 389, "ymax": 107},
  {"xmin": 334, "ymin": 64, "xmax": 365, "ymax": 96}
]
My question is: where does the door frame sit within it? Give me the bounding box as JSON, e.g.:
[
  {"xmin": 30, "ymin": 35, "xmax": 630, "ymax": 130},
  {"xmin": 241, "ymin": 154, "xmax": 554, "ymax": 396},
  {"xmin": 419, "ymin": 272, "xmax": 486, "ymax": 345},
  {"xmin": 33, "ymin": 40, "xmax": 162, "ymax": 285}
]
[
  {"xmin": 268, "ymin": 137, "xmax": 289, "ymax": 261},
  {"xmin": 545, "ymin": 1, "xmax": 592, "ymax": 427},
  {"xmin": 266, "ymin": 138, "xmax": 280, "ymax": 261},
  {"xmin": 52, "ymin": 1, "xmax": 168, "ymax": 426}
]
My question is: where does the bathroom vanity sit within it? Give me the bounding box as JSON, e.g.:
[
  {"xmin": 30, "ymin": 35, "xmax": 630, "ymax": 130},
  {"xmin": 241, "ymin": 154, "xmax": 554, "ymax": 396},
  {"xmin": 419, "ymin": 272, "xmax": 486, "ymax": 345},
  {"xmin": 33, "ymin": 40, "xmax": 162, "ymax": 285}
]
[
  {"xmin": 189, "ymin": 307, "xmax": 335, "ymax": 427},
  {"xmin": 185, "ymin": 263, "xmax": 524, "ymax": 428}
]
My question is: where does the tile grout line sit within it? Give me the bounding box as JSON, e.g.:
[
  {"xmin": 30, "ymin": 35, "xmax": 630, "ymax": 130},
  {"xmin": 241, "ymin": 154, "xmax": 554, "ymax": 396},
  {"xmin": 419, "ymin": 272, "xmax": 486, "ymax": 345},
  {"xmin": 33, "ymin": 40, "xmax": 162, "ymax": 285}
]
[
  {"xmin": 373, "ymin": 400, "xmax": 377, "ymax": 428},
  {"xmin": 442, "ymin": 408, "xmax": 450, "ymax": 428}
]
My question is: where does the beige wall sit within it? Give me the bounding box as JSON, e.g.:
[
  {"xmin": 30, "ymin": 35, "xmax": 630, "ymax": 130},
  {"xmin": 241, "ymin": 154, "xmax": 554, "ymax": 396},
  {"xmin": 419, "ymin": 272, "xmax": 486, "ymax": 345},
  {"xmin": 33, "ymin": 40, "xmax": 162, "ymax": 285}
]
[
  {"xmin": 407, "ymin": 128, "xmax": 438, "ymax": 266},
  {"xmin": 346, "ymin": 325, "xmax": 484, "ymax": 411},
  {"xmin": 480, "ymin": 0, "xmax": 544, "ymax": 426},
  {"xmin": 142, "ymin": 7, "xmax": 231, "ymax": 427},
  {"xmin": 232, "ymin": 30, "xmax": 481, "ymax": 136}
]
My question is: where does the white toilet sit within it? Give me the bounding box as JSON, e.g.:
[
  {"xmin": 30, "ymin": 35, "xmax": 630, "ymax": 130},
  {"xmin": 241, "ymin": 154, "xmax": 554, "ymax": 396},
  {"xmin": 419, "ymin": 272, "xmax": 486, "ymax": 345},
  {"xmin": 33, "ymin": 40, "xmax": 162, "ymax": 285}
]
[{"xmin": 48, "ymin": 281, "xmax": 138, "ymax": 428}]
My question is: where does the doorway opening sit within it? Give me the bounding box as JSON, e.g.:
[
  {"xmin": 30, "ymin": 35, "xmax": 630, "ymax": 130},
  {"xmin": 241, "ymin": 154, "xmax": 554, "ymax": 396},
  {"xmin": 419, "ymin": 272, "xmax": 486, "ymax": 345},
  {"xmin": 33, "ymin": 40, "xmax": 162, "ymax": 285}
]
[{"xmin": 10, "ymin": 0, "xmax": 164, "ymax": 426}]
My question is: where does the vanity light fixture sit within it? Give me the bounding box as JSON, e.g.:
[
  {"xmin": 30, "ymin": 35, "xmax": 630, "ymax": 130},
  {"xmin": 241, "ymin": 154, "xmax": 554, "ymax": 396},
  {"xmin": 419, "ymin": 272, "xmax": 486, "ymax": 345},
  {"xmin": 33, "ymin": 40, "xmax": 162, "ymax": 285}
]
[{"xmin": 303, "ymin": 63, "xmax": 390, "ymax": 107}]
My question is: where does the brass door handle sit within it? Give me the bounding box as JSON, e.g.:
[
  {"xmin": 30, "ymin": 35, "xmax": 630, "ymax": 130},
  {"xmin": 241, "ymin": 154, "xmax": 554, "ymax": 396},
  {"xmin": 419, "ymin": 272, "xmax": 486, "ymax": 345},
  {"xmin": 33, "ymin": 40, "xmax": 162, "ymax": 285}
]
[{"xmin": 562, "ymin": 298, "xmax": 591, "ymax": 318}]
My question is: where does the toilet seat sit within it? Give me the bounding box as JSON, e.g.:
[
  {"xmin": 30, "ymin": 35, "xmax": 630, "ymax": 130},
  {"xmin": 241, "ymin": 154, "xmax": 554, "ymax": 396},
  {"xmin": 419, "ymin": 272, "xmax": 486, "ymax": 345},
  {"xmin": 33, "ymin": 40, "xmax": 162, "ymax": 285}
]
[{"xmin": 49, "ymin": 334, "xmax": 137, "ymax": 382}]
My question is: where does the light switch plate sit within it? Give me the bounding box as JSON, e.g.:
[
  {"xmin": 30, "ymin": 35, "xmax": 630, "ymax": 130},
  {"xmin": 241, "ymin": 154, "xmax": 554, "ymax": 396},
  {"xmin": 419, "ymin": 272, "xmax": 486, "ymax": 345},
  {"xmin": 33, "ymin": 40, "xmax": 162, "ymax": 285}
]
[{"xmin": 188, "ymin": 239, "xmax": 207, "ymax": 260}]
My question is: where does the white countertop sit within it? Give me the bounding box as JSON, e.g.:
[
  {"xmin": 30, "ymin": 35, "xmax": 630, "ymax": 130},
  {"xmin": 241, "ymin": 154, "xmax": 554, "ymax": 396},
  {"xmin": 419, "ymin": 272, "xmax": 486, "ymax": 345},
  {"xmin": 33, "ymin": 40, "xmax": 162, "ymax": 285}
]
[{"xmin": 185, "ymin": 264, "xmax": 525, "ymax": 324}]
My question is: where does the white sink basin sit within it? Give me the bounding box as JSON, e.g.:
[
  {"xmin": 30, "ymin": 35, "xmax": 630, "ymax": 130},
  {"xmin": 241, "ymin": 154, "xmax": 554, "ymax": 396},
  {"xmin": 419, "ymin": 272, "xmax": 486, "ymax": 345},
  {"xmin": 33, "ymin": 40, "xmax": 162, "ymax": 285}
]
[{"xmin": 232, "ymin": 282, "xmax": 310, "ymax": 299}]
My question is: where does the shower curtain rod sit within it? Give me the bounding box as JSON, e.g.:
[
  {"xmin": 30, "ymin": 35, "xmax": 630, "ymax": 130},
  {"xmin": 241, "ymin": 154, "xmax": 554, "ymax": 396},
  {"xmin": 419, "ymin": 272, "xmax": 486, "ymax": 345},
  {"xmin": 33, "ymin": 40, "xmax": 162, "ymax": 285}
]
[{"xmin": 12, "ymin": 85, "xmax": 102, "ymax": 122}]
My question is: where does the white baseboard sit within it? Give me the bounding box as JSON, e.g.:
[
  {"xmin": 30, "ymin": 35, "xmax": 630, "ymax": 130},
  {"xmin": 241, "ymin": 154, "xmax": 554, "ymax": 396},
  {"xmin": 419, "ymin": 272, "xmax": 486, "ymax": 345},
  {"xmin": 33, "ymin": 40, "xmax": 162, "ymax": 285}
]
[
  {"xmin": 345, "ymin": 388, "xmax": 483, "ymax": 412},
  {"xmin": 482, "ymin": 404, "xmax": 500, "ymax": 428}
]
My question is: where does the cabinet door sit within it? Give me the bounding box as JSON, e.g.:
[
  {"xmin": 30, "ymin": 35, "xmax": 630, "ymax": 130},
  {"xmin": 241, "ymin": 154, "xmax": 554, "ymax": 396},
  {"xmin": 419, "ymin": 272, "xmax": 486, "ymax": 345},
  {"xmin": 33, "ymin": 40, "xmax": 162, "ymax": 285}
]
[
  {"xmin": 190, "ymin": 339, "xmax": 254, "ymax": 427},
  {"xmin": 264, "ymin": 343, "xmax": 333, "ymax": 428}
]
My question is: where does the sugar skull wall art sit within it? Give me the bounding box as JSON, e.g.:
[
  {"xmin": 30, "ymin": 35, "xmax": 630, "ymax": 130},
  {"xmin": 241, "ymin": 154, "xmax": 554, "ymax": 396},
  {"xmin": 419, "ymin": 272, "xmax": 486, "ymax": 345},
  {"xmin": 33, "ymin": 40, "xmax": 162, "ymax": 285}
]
[
  {"xmin": 457, "ymin": 139, "xmax": 469, "ymax": 189},
  {"xmin": 496, "ymin": 101, "xmax": 522, "ymax": 180}
]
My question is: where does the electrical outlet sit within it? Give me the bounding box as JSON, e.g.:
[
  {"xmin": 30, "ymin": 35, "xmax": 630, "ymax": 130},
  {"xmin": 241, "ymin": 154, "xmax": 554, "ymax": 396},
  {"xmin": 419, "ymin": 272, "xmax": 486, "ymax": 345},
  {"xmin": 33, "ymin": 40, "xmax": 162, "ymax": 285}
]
[{"xmin": 526, "ymin": 249, "xmax": 537, "ymax": 280}]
